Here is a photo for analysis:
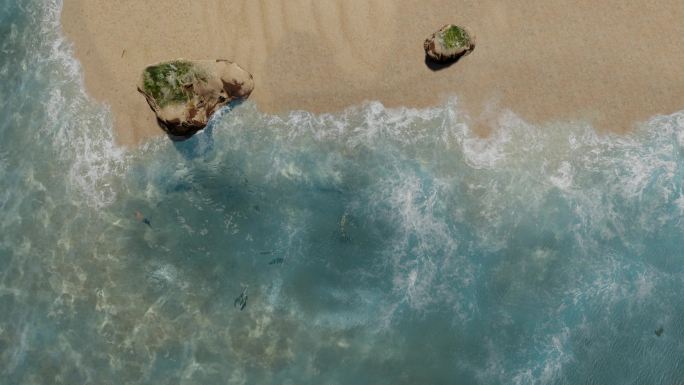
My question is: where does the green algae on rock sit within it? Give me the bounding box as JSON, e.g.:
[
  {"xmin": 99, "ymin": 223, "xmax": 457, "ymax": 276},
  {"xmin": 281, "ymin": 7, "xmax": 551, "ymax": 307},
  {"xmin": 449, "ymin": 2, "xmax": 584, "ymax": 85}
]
[
  {"xmin": 138, "ymin": 59, "xmax": 254, "ymax": 139},
  {"xmin": 141, "ymin": 60, "xmax": 208, "ymax": 108},
  {"xmin": 424, "ymin": 24, "xmax": 475, "ymax": 63}
]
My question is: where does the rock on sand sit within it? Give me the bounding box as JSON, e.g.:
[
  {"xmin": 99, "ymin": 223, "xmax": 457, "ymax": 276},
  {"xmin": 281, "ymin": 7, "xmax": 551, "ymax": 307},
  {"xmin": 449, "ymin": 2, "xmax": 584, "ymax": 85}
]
[{"xmin": 137, "ymin": 59, "xmax": 254, "ymax": 139}]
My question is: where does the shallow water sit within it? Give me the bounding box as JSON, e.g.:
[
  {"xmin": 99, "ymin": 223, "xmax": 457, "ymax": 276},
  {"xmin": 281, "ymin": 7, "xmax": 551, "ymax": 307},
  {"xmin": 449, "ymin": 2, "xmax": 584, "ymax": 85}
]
[{"xmin": 2, "ymin": 1, "xmax": 684, "ymax": 384}]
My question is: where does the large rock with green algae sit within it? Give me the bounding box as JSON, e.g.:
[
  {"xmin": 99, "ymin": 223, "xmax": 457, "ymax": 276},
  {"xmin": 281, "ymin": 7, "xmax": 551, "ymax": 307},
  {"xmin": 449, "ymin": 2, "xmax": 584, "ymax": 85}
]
[
  {"xmin": 137, "ymin": 59, "xmax": 254, "ymax": 139},
  {"xmin": 424, "ymin": 24, "xmax": 475, "ymax": 63}
]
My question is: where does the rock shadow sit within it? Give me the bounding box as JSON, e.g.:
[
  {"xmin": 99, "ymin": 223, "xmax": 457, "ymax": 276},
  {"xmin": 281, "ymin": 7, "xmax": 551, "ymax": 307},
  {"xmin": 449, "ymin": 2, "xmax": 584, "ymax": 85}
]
[
  {"xmin": 171, "ymin": 124, "xmax": 215, "ymax": 160},
  {"xmin": 170, "ymin": 100, "xmax": 245, "ymax": 159},
  {"xmin": 424, "ymin": 54, "xmax": 464, "ymax": 71}
]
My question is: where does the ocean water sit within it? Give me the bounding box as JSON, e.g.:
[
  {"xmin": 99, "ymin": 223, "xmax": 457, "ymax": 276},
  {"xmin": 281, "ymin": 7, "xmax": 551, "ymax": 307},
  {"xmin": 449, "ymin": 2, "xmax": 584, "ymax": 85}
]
[{"xmin": 2, "ymin": 1, "xmax": 684, "ymax": 384}]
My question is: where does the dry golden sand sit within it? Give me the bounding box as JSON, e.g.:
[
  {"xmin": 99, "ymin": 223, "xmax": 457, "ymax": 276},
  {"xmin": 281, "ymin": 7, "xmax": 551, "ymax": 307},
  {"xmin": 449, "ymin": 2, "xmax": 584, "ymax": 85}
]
[{"xmin": 61, "ymin": 0, "xmax": 684, "ymax": 146}]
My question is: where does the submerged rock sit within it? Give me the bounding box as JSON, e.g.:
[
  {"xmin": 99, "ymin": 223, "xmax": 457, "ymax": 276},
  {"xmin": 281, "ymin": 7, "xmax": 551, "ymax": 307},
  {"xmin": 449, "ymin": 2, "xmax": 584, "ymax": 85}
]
[
  {"xmin": 424, "ymin": 24, "xmax": 475, "ymax": 63},
  {"xmin": 137, "ymin": 59, "xmax": 254, "ymax": 139}
]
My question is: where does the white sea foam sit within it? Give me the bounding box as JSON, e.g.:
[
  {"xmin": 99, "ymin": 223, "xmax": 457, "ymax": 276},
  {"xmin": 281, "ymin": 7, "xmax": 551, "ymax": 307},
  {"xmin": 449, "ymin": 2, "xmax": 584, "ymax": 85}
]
[
  {"xmin": 36, "ymin": 0, "xmax": 128, "ymax": 208},
  {"xmin": 512, "ymin": 327, "xmax": 572, "ymax": 385}
]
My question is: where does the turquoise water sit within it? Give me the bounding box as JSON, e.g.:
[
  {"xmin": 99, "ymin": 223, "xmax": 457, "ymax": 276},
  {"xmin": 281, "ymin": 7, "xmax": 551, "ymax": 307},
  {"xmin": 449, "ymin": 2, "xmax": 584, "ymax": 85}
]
[{"xmin": 2, "ymin": 1, "xmax": 684, "ymax": 384}]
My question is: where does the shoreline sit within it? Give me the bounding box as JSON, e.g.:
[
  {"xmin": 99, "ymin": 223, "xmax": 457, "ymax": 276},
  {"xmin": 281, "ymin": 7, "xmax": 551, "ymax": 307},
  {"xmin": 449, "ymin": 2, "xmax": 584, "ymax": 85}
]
[{"xmin": 61, "ymin": 1, "xmax": 684, "ymax": 147}]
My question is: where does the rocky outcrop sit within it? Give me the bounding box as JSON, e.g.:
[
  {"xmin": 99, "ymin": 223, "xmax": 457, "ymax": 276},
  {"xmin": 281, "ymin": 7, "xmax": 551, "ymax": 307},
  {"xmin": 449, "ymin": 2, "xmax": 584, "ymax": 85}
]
[
  {"xmin": 137, "ymin": 59, "xmax": 254, "ymax": 139},
  {"xmin": 424, "ymin": 24, "xmax": 475, "ymax": 63}
]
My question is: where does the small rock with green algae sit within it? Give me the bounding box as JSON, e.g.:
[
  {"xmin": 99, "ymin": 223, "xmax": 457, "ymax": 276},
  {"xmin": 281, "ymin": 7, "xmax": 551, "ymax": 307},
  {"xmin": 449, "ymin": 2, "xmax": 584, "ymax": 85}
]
[
  {"xmin": 137, "ymin": 59, "xmax": 254, "ymax": 139},
  {"xmin": 424, "ymin": 24, "xmax": 475, "ymax": 63}
]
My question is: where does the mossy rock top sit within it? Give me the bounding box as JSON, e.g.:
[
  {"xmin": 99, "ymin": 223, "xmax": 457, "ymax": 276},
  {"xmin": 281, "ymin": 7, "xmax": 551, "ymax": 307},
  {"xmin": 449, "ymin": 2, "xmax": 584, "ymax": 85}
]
[
  {"xmin": 141, "ymin": 60, "xmax": 209, "ymax": 108},
  {"xmin": 424, "ymin": 24, "xmax": 475, "ymax": 63},
  {"xmin": 440, "ymin": 25, "xmax": 471, "ymax": 50}
]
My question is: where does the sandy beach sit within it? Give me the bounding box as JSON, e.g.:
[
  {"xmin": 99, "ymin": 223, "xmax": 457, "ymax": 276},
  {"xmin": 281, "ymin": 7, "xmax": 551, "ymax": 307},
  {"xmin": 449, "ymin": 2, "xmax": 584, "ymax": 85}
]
[{"xmin": 61, "ymin": 0, "xmax": 684, "ymax": 146}]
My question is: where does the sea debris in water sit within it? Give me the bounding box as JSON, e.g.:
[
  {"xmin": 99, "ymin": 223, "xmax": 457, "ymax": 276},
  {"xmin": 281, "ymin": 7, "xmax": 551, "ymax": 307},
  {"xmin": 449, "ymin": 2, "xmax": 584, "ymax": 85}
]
[
  {"xmin": 134, "ymin": 210, "xmax": 152, "ymax": 227},
  {"xmin": 338, "ymin": 212, "xmax": 351, "ymax": 242},
  {"xmin": 268, "ymin": 257, "xmax": 285, "ymax": 265},
  {"xmin": 655, "ymin": 326, "xmax": 664, "ymax": 337},
  {"xmin": 234, "ymin": 287, "xmax": 248, "ymax": 311}
]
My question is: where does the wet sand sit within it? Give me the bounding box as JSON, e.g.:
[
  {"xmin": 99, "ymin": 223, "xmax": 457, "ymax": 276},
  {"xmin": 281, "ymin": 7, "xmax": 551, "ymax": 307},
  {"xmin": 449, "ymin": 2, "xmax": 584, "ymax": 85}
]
[{"xmin": 61, "ymin": 0, "xmax": 684, "ymax": 146}]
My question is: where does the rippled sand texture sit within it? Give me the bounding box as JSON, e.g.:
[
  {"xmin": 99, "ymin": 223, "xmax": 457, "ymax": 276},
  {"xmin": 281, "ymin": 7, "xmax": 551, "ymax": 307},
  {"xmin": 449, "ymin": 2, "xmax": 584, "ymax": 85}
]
[{"xmin": 62, "ymin": 0, "xmax": 684, "ymax": 146}]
